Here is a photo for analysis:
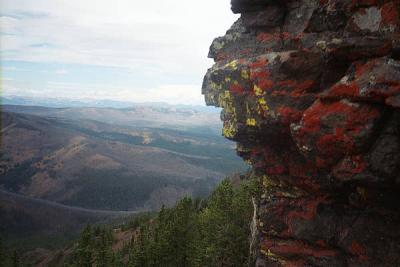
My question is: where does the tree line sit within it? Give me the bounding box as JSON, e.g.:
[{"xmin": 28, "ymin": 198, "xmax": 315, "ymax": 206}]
[{"xmin": 66, "ymin": 178, "xmax": 257, "ymax": 267}]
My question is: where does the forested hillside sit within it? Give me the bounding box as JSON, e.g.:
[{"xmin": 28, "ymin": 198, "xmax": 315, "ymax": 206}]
[{"xmin": 13, "ymin": 178, "xmax": 258, "ymax": 267}]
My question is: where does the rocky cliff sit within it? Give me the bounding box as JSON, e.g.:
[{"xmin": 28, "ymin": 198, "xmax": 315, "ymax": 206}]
[{"xmin": 202, "ymin": 0, "xmax": 400, "ymax": 266}]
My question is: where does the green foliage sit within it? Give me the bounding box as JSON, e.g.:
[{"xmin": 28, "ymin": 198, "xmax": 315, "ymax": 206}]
[
  {"xmin": 193, "ymin": 180, "xmax": 253, "ymax": 266},
  {"xmin": 66, "ymin": 178, "xmax": 255, "ymax": 267},
  {"xmin": 76, "ymin": 225, "xmax": 94, "ymax": 267},
  {"xmin": 68, "ymin": 225, "xmax": 118, "ymax": 267},
  {"xmin": 127, "ymin": 178, "xmax": 255, "ymax": 267},
  {"xmin": 121, "ymin": 213, "xmax": 153, "ymax": 231}
]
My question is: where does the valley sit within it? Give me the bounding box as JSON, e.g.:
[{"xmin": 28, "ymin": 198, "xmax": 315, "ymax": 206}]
[
  {"xmin": 0, "ymin": 104, "xmax": 247, "ymax": 250},
  {"xmin": 0, "ymin": 189, "xmax": 139, "ymax": 250}
]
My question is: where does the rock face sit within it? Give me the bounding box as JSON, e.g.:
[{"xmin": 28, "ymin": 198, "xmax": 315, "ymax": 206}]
[{"xmin": 202, "ymin": 0, "xmax": 400, "ymax": 266}]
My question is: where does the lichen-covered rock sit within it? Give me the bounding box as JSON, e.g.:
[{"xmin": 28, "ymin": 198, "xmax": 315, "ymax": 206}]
[{"xmin": 202, "ymin": 0, "xmax": 400, "ymax": 266}]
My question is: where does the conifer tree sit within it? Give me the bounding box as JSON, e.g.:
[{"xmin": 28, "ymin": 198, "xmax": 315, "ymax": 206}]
[
  {"xmin": 76, "ymin": 225, "xmax": 94, "ymax": 267},
  {"xmin": 95, "ymin": 229, "xmax": 113, "ymax": 267},
  {"xmin": 191, "ymin": 179, "xmax": 253, "ymax": 267},
  {"xmin": 66, "ymin": 177, "xmax": 256, "ymax": 267}
]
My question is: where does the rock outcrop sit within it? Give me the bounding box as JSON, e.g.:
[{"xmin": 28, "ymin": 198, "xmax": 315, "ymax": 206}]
[{"xmin": 202, "ymin": 0, "xmax": 400, "ymax": 266}]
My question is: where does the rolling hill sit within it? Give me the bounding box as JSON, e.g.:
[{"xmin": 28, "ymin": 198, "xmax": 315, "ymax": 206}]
[
  {"xmin": 0, "ymin": 189, "xmax": 139, "ymax": 250},
  {"xmin": 0, "ymin": 105, "xmax": 247, "ymax": 211}
]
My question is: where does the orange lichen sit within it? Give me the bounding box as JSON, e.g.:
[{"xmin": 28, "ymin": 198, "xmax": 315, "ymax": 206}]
[
  {"xmin": 277, "ymin": 106, "xmax": 303, "ymax": 125},
  {"xmin": 229, "ymin": 83, "xmax": 245, "ymax": 94},
  {"xmin": 381, "ymin": 2, "xmax": 400, "ymax": 25},
  {"xmin": 350, "ymin": 241, "xmax": 369, "ymax": 261},
  {"xmin": 325, "ymin": 82, "xmax": 360, "ymax": 98},
  {"xmin": 257, "ymin": 32, "xmax": 279, "ymax": 42},
  {"xmin": 249, "ymin": 57, "xmax": 269, "ymax": 69}
]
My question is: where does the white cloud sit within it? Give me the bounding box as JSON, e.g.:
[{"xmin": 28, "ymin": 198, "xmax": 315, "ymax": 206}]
[
  {"xmin": 0, "ymin": 0, "xmax": 238, "ymax": 105},
  {"xmin": 0, "ymin": 0, "xmax": 237, "ymax": 71},
  {"xmin": 55, "ymin": 69, "xmax": 68, "ymax": 75},
  {"xmin": 1, "ymin": 66, "xmax": 17, "ymax": 71},
  {"xmin": 3, "ymin": 78, "xmax": 205, "ymax": 105},
  {"xmin": 116, "ymin": 85, "xmax": 206, "ymax": 106}
]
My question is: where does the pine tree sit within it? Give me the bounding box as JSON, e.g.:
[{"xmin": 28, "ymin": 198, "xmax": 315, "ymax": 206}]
[
  {"xmin": 112, "ymin": 251, "xmax": 124, "ymax": 267},
  {"xmin": 128, "ymin": 225, "xmax": 147, "ymax": 267},
  {"xmin": 76, "ymin": 225, "xmax": 94, "ymax": 267},
  {"xmin": 95, "ymin": 228, "xmax": 114, "ymax": 267},
  {"xmin": 124, "ymin": 178, "xmax": 255, "ymax": 267},
  {"xmin": 192, "ymin": 179, "xmax": 253, "ymax": 267},
  {"xmin": 172, "ymin": 197, "xmax": 196, "ymax": 267}
]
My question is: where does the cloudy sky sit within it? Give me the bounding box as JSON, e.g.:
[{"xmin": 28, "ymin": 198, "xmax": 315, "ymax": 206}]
[{"xmin": 0, "ymin": 0, "xmax": 238, "ymax": 105}]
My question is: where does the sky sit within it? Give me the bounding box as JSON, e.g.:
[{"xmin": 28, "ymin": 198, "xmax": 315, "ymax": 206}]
[{"xmin": 0, "ymin": 0, "xmax": 238, "ymax": 105}]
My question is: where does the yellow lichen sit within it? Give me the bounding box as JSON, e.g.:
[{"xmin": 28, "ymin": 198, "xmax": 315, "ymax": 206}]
[
  {"xmin": 223, "ymin": 123, "xmax": 236, "ymax": 138},
  {"xmin": 246, "ymin": 118, "xmax": 257, "ymax": 126},
  {"xmin": 225, "ymin": 59, "xmax": 238, "ymax": 70},
  {"xmin": 260, "ymin": 249, "xmax": 286, "ymax": 264},
  {"xmin": 241, "ymin": 69, "xmax": 249, "ymax": 79},
  {"xmin": 316, "ymin": 40, "xmax": 327, "ymax": 50},
  {"xmin": 218, "ymin": 90, "xmax": 237, "ymax": 138},
  {"xmin": 262, "ymin": 175, "xmax": 277, "ymax": 189},
  {"xmin": 257, "ymin": 97, "xmax": 270, "ymax": 115},
  {"xmin": 280, "ymin": 191, "xmax": 300, "ymax": 198},
  {"xmin": 258, "ymin": 98, "xmax": 269, "ymax": 110},
  {"xmin": 253, "ymin": 84, "xmax": 264, "ymax": 96},
  {"xmin": 223, "ymin": 90, "xmax": 230, "ymax": 99},
  {"xmin": 245, "ymin": 159, "xmax": 252, "ymax": 165},
  {"xmin": 210, "ymin": 82, "xmax": 221, "ymax": 91},
  {"xmin": 237, "ymin": 143, "xmax": 251, "ymax": 153},
  {"xmin": 218, "ymin": 90, "xmax": 231, "ymax": 108},
  {"xmin": 224, "ymin": 77, "xmax": 231, "ymax": 82},
  {"xmin": 260, "ymin": 249, "xmax": 269, "ymax": 256}
]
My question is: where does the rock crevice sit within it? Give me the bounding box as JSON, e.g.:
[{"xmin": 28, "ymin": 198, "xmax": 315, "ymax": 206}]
[{"xmin": 202, "ymin": 0, "xmax": 400, "ymax": 266}]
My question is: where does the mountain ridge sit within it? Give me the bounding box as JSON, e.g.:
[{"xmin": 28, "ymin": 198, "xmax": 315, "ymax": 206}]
[
  {"xmin": 1, "ymin": 96, "xmax": 220, "ymax": 113},
  {"xmin": 1, "ymin": 109, "xmax": 247, "ymax": 211}
]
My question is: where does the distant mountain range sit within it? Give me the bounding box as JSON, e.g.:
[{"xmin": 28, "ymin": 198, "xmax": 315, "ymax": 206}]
[
  {"xmin": 0, "ymin": 95, "xmax": 220, "ymax": 113},
  {"xmin": 2, "ymin": 104, "xmax": 222, "ymax": 133}
]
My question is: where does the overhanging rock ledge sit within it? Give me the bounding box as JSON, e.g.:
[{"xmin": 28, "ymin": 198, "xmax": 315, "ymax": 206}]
[{"xmin": 202, "ymin": 0, "xmax": 400, "ymax": 266}]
